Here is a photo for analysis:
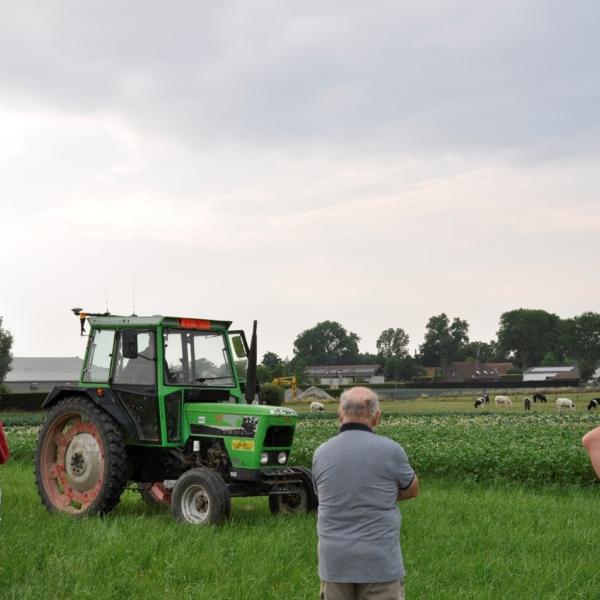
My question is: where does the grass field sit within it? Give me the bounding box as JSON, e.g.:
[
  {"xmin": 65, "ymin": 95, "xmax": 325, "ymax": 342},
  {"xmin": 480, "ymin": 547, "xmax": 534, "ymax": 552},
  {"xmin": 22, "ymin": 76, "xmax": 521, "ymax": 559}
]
[
  {"xmin": 2, "ymin": 463, "xmax": 600, "ymax": 599},
  {"xmin": 2, "ymin": 395, "xmax": 600, "ymax": 598}
]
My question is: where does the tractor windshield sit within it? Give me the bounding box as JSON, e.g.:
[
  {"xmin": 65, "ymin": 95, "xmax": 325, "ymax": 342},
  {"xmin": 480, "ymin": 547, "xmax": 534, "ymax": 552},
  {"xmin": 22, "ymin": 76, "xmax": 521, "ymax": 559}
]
[{"xmin": 163, "ymin": 329, "xmax": 234, "ymax": 387}]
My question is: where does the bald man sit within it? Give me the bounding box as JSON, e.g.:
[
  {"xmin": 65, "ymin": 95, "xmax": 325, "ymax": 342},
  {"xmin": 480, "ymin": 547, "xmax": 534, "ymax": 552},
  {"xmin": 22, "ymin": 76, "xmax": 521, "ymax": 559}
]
[
  {"xmin": 312, "ymin": 387, "xmax": 419, "ymax": 600},
  {"xmin": 582, "ymin": 425, "xmax": 600, "ymax": 479}
]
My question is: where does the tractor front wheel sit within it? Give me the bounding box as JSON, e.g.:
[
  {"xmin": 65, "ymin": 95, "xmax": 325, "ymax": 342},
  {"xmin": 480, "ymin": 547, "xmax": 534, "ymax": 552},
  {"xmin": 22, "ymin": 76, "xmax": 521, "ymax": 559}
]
[
  {"xmin": 269, "ymin": 466, "xmax": 318, "ymax": 515},
  {"xmin": 34, "ymin": 396, "xmax": 128, "ymax": 516},
  {"xmin": 171, "ymin": 468, "xmax": 231, "ymax": 525}
]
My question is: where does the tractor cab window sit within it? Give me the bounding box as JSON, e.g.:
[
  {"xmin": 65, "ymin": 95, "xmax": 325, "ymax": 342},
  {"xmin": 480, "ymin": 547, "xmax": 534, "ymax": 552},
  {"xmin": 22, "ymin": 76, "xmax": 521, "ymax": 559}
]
[
  {"xmin": 113, "ymin": 331, "xmax": 156, "ymax": 386},
  {"xmin": 164, "ymin": 330, "xmax": 234, "ymax": 387},
  {"xmin": 83, "ymin": 329, "xmax": 115, "ymax": 383}
]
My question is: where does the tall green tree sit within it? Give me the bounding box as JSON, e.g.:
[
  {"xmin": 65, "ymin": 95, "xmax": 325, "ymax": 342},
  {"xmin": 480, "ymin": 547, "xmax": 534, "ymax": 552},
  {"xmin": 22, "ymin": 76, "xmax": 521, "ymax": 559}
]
[
  {"xmin": 261, "ymin": 352, "xmax": 283, "ymax": 371},
  {"xmin": 384, "ymin": 355, "xmax": 423, "ymax": 381},
  {"xmin": 496, "ymin": 308, "xmax": 561, "ymax": 369},
  {"xmin": 561, "ymin": 312, "xmax": 600, "ymax": 379},
  {"xmin": 418, "ymin": 314, "xmax": 469, "ymax": 366},
  {"xmin": 376, "ymin": 328, "xmax": 410, "ymax": 359},
  {"xmin": 461, "ymin": 340, "xmax": 502, "ymax": 363},
  {"xmin": 0, "ymin": 317, "xmax": 13, "ymax": 387},
  {"xmin": 541, "ymin": 351, "xmax": 558, "ymax": 366},
  {"xmin": 293, "ymin": 321, "xmax": 360, "ymax": 366}
]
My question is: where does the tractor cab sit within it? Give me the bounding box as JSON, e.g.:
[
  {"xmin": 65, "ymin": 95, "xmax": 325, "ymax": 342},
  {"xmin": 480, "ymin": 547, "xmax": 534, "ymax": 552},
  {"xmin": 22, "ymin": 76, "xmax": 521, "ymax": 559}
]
[{"xmin": 75, "ymin": 315, "xmax": 251, "ymax": 445}]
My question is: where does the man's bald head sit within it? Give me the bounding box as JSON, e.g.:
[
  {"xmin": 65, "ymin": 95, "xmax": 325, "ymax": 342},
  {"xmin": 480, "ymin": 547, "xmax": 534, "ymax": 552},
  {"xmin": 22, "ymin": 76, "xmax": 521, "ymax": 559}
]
[{"xmin": 340, "ymin": 386, "xmax": 380, "ymax": 421}]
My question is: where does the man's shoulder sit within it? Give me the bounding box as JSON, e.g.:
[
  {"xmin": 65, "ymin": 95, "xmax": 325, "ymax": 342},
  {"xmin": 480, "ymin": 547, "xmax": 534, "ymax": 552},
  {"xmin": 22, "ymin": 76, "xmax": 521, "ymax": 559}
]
[
  {"xmin": 373, "ymin": 432, "xmax": 403, "ymax": 449},
  {"xmin": 315, "ymin": 430, "xmax": 403, "ymax": 454},
  {"xmin": 314, "ymin": 435, "xmax": 337, "ymax": 456}
]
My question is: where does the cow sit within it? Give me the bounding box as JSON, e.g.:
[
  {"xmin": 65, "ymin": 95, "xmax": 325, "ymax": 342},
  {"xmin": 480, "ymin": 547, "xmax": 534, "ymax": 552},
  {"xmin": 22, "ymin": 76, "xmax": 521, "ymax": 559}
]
[
  {"xmin": 587, "ymin": 398, "xmax": 600, "ymax": 412},
  {"xmin": 533, "ymin": 393, "xmax": 547, "ymax": 403},
  {"xmin": 495, "ymin": 395, "xmax": 512, "ymax": 408},
  {"xmin": 523, "ymin": 397, "xmax": 532, "ymax": 411},
  {"xmin": 556, "ymin": 397, "xmax": 575, "ymax": 412},
  {"xmin": 474, "ymin": 397, "xmax": 486, "ymax": 408},
  {"xmin": 310, "ymin": 401, "xmax": 325, "ymax": 413}
]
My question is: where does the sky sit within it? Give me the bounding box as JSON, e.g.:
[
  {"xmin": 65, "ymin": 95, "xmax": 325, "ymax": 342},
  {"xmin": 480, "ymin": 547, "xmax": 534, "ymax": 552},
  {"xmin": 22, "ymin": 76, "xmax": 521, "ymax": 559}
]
[{"xmin": 1, "ymin": 1, "xmax": 599, "ymax": 361}]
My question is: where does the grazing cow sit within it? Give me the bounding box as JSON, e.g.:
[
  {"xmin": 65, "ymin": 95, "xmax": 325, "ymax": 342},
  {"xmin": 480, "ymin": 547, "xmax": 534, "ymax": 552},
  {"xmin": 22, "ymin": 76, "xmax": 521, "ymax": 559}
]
[
  {"xmin": 484, "ymin": 394, "xmax": 490, "ymax": 404},
  {"xmin": 310, "ymin": 401, "xmax": 325, "ymax": 413},
  {"xmin": 495, "ymin": 395, "xmax": 512, "ymax": 408},
  {"xmin": 523, "ymin": 397, "xmax": 532, "ymax": 411},
  {"xmin": 556, "ymin": 397, "xmax": 575, "ymax": 412},
  {"xmin": 474, "ymin": 397, "xmax": 485, "ymax": 408},
  {"xmin": 533, "ymin": 393, "xmax": 547, "ymax": 403},
  {"xmin": 588, "ymin": 398, "xmax": 600, "ymax": 412}
]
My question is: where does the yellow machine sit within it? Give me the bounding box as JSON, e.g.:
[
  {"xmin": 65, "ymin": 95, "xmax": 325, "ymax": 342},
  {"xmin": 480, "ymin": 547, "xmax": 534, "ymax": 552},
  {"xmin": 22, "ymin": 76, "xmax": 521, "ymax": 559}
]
[{"xmin": 272, "ymin": 376, "xmax": 298, "ymax": 403}]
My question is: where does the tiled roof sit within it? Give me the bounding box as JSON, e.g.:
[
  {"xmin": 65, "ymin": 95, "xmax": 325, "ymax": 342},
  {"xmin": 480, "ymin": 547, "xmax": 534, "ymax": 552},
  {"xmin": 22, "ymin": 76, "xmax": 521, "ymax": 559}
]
[{"xmin": 451, "ymin": 362, "xmax": 507, "ymax": 379}]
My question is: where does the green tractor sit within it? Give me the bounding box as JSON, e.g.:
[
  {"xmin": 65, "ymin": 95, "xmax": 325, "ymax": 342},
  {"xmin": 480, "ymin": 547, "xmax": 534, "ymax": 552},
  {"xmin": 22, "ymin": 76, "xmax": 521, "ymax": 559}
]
[{"xmin": 34, "ymin": 311, "xmax": 316, "ymax": 524}]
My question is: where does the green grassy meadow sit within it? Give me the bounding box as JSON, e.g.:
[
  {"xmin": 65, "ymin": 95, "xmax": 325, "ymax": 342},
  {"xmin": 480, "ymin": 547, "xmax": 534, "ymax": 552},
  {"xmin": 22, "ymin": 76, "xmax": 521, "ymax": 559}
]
[{"xmin": 2, "ymin": 394, "xmax": 600, "ymax": 599}]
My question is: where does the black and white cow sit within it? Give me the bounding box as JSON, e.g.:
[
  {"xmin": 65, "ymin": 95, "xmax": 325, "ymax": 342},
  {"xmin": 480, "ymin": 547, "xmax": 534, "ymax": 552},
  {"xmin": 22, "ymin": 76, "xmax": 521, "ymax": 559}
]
[
  {"xmin": 588, "ymin": 398, "xmax": 600, "ymax": 412},
  {"xmin": 474, "ymin": 397, "xmax": 486, "ymax": 408}
]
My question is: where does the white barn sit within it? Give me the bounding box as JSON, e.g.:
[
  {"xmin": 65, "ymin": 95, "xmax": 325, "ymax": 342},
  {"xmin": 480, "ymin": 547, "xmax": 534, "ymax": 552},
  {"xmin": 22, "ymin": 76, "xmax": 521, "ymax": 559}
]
[
  {"xmin": 4, "ymin": 357, "xmax": 83, "ymax": 393},
  {"xmin": 305, "ymin": 364, "xmax": 385, "ymax": 385},
  {"xmin": 522, "ymin": 366, "xmax": 580, "ymax": 382}
]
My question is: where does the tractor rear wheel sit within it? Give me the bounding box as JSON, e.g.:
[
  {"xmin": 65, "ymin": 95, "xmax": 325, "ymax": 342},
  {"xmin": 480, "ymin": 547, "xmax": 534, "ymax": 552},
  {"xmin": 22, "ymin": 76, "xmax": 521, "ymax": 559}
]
[
  {"xmin": 171, "ymin": 468, "xmax": 231, "ymax": 525},
  {"xmin": 269, "ymin": 466, "xmax": 318, "ymax": 515},
  {"xmin": 35, "ymin": 395, "xmax": 128, "ymax": 516}
]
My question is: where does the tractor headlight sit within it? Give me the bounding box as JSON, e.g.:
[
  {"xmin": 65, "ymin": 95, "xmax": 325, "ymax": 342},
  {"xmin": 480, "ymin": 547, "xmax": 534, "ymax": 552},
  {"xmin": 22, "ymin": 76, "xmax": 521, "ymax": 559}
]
[
  {"xmin": 260, "ymin": 452, "xmax": 269, "ymax": 465},
  {"xmin": 277, "ymin": 452, "xmax": 288, "ymax": 465}
]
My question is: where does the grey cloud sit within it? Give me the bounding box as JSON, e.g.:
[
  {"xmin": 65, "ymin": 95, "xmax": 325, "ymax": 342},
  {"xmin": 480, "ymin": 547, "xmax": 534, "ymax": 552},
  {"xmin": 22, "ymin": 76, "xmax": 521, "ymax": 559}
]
[{"xmin": 0, "ymin": 1, "xmax": 599, "ymax": 160}]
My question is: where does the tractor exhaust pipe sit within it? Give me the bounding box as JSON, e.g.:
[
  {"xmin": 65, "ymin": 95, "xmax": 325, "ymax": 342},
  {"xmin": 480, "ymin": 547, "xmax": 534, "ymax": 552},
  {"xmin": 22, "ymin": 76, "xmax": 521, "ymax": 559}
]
[{"xmin": 244, "ymin": 320, "xmax": 258, "ymax": 404}]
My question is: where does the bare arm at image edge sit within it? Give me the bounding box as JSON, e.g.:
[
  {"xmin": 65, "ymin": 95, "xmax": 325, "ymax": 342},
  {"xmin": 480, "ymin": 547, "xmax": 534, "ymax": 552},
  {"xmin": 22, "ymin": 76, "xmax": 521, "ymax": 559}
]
[
  {"xmin": 397, "ymin": 474, "xmax": 419, "ymax": 501},
  {"xmin": 582, "ymin": 426, "xmax": 600, "ymax": 479}
]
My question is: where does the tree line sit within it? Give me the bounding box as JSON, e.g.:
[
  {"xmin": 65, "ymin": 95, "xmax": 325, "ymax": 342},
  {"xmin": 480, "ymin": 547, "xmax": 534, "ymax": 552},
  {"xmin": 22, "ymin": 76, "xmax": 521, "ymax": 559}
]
[
  {"xmin": 1, "ymin": 310, "xmax": 598, "ymax": 388},
  {"xmin": 257, "ymin": 309, "xmax": 600, "ymax": 383},
  {"xmin": 0, "ymin": 317, "xmax": 14, "ymax": 392}
]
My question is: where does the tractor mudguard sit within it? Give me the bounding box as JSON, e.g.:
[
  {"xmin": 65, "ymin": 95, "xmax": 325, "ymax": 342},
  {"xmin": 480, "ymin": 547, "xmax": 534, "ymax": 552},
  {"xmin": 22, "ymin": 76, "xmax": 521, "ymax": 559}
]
[{"xmin": 42, "ymin": 386, "xmax": 137, "ymax": 440}]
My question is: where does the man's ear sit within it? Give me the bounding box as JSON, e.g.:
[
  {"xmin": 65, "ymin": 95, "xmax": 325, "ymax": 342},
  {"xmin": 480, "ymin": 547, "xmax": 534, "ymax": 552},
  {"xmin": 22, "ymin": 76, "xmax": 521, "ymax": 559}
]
[{"xmin": 372, "ymin": 409, "xmax": 382, "ymax": 427}]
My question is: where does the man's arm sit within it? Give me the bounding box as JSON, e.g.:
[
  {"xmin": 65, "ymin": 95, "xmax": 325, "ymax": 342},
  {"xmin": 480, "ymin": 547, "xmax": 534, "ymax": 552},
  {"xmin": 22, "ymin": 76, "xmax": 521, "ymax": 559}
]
[
  {"xmin": 397, "ymin": 474, "xmax": 419, "ymax": 501},
  {"xmin": 582, "ymin": 426, "xmax": 600, "ymax": 478}
]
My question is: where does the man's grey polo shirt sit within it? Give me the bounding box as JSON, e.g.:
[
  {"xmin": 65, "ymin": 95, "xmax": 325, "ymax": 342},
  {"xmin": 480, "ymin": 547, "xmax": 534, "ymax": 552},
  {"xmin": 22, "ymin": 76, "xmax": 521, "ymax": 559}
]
[{"xmin": 312, "ymin": 423, "xmax": 415, "ymax": 583}]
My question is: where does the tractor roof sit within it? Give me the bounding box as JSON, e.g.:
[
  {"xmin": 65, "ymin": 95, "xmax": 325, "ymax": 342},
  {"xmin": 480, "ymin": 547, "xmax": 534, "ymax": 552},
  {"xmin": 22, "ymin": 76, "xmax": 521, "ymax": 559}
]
[{"xmin": 87, "ymin": 315, "xmax": 232, "ymax": 331}]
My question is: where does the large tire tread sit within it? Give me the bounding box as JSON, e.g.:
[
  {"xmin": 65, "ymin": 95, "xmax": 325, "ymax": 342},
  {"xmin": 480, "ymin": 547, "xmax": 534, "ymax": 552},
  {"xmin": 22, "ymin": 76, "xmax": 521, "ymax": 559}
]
[
  {"xmin": 35, "ymin": 395, "xmax": 129, "ymax": 516},
  {"xmin": 171, "ymin": 468, "xmax": 231, "ymax": 525}
]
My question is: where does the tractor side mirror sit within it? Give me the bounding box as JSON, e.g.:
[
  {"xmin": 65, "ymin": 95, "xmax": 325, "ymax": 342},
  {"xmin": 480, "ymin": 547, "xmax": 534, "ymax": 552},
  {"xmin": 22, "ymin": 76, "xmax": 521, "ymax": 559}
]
[
  {"xmin": 122, "ymin": 330, "xmax": 138, "ymax": 359},
  {"xmin": 231, "ymin": 335, "xmax": 246, "ymax": 358}
]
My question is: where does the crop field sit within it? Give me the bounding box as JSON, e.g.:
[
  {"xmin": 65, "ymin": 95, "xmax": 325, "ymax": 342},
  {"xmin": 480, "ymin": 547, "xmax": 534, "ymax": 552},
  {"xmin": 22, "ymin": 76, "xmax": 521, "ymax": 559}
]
[{"xmin": 2, "ymin": 396, "xmax": 600, "ymax": 599}]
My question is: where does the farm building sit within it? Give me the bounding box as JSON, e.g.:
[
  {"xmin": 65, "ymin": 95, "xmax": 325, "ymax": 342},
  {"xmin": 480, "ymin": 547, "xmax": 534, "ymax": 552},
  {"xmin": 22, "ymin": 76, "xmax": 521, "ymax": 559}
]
[
  {"xmin": 305, "ymin": 364, "xmax": 385, "ymax": 385},
  {"xmin": 523, "ymin": 366, "xmax": 580, "ymax": 382},
  {"xmin": 4, "ymin": 357, "xmax": 83, "ymax": 393},
  {"xmin": 440, "ymin": 361, "xmax": 513, "ymax": 383}
]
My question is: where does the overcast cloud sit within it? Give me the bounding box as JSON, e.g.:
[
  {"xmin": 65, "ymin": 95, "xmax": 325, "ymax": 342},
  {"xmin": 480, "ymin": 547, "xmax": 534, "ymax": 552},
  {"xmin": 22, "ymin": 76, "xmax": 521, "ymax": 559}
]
[{"xmin": 1, "ymin": 1, "xmax": 599, "ymax": 360}]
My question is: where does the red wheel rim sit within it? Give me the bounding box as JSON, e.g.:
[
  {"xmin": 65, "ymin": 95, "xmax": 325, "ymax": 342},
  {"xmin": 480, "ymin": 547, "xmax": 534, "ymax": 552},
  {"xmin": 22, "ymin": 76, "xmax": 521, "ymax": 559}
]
[
  {"xmin": 39, "ymin": 412, "xmax": 105, "ymax": 514},
  {"xmin": 144, "ymin": 482, "xmax": 172, "ymax": 505}
]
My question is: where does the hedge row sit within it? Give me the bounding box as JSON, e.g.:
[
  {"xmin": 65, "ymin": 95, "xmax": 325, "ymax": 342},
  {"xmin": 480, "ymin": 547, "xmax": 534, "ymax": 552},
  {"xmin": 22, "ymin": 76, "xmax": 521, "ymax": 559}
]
[
  {"xmin": 0, "ymin": 393, "xmax": 47, "ymax": 411},
  {"xmin": 318, "ymin": 379, "xmax": 582, "ymax": 392}
]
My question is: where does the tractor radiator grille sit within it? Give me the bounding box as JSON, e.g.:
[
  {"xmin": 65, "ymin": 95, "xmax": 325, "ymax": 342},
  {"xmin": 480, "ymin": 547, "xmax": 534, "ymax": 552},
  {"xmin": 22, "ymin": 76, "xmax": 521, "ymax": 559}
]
[{"xmin": 263, "ymin": 426, "xmax": 294, "ymax": 448}]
